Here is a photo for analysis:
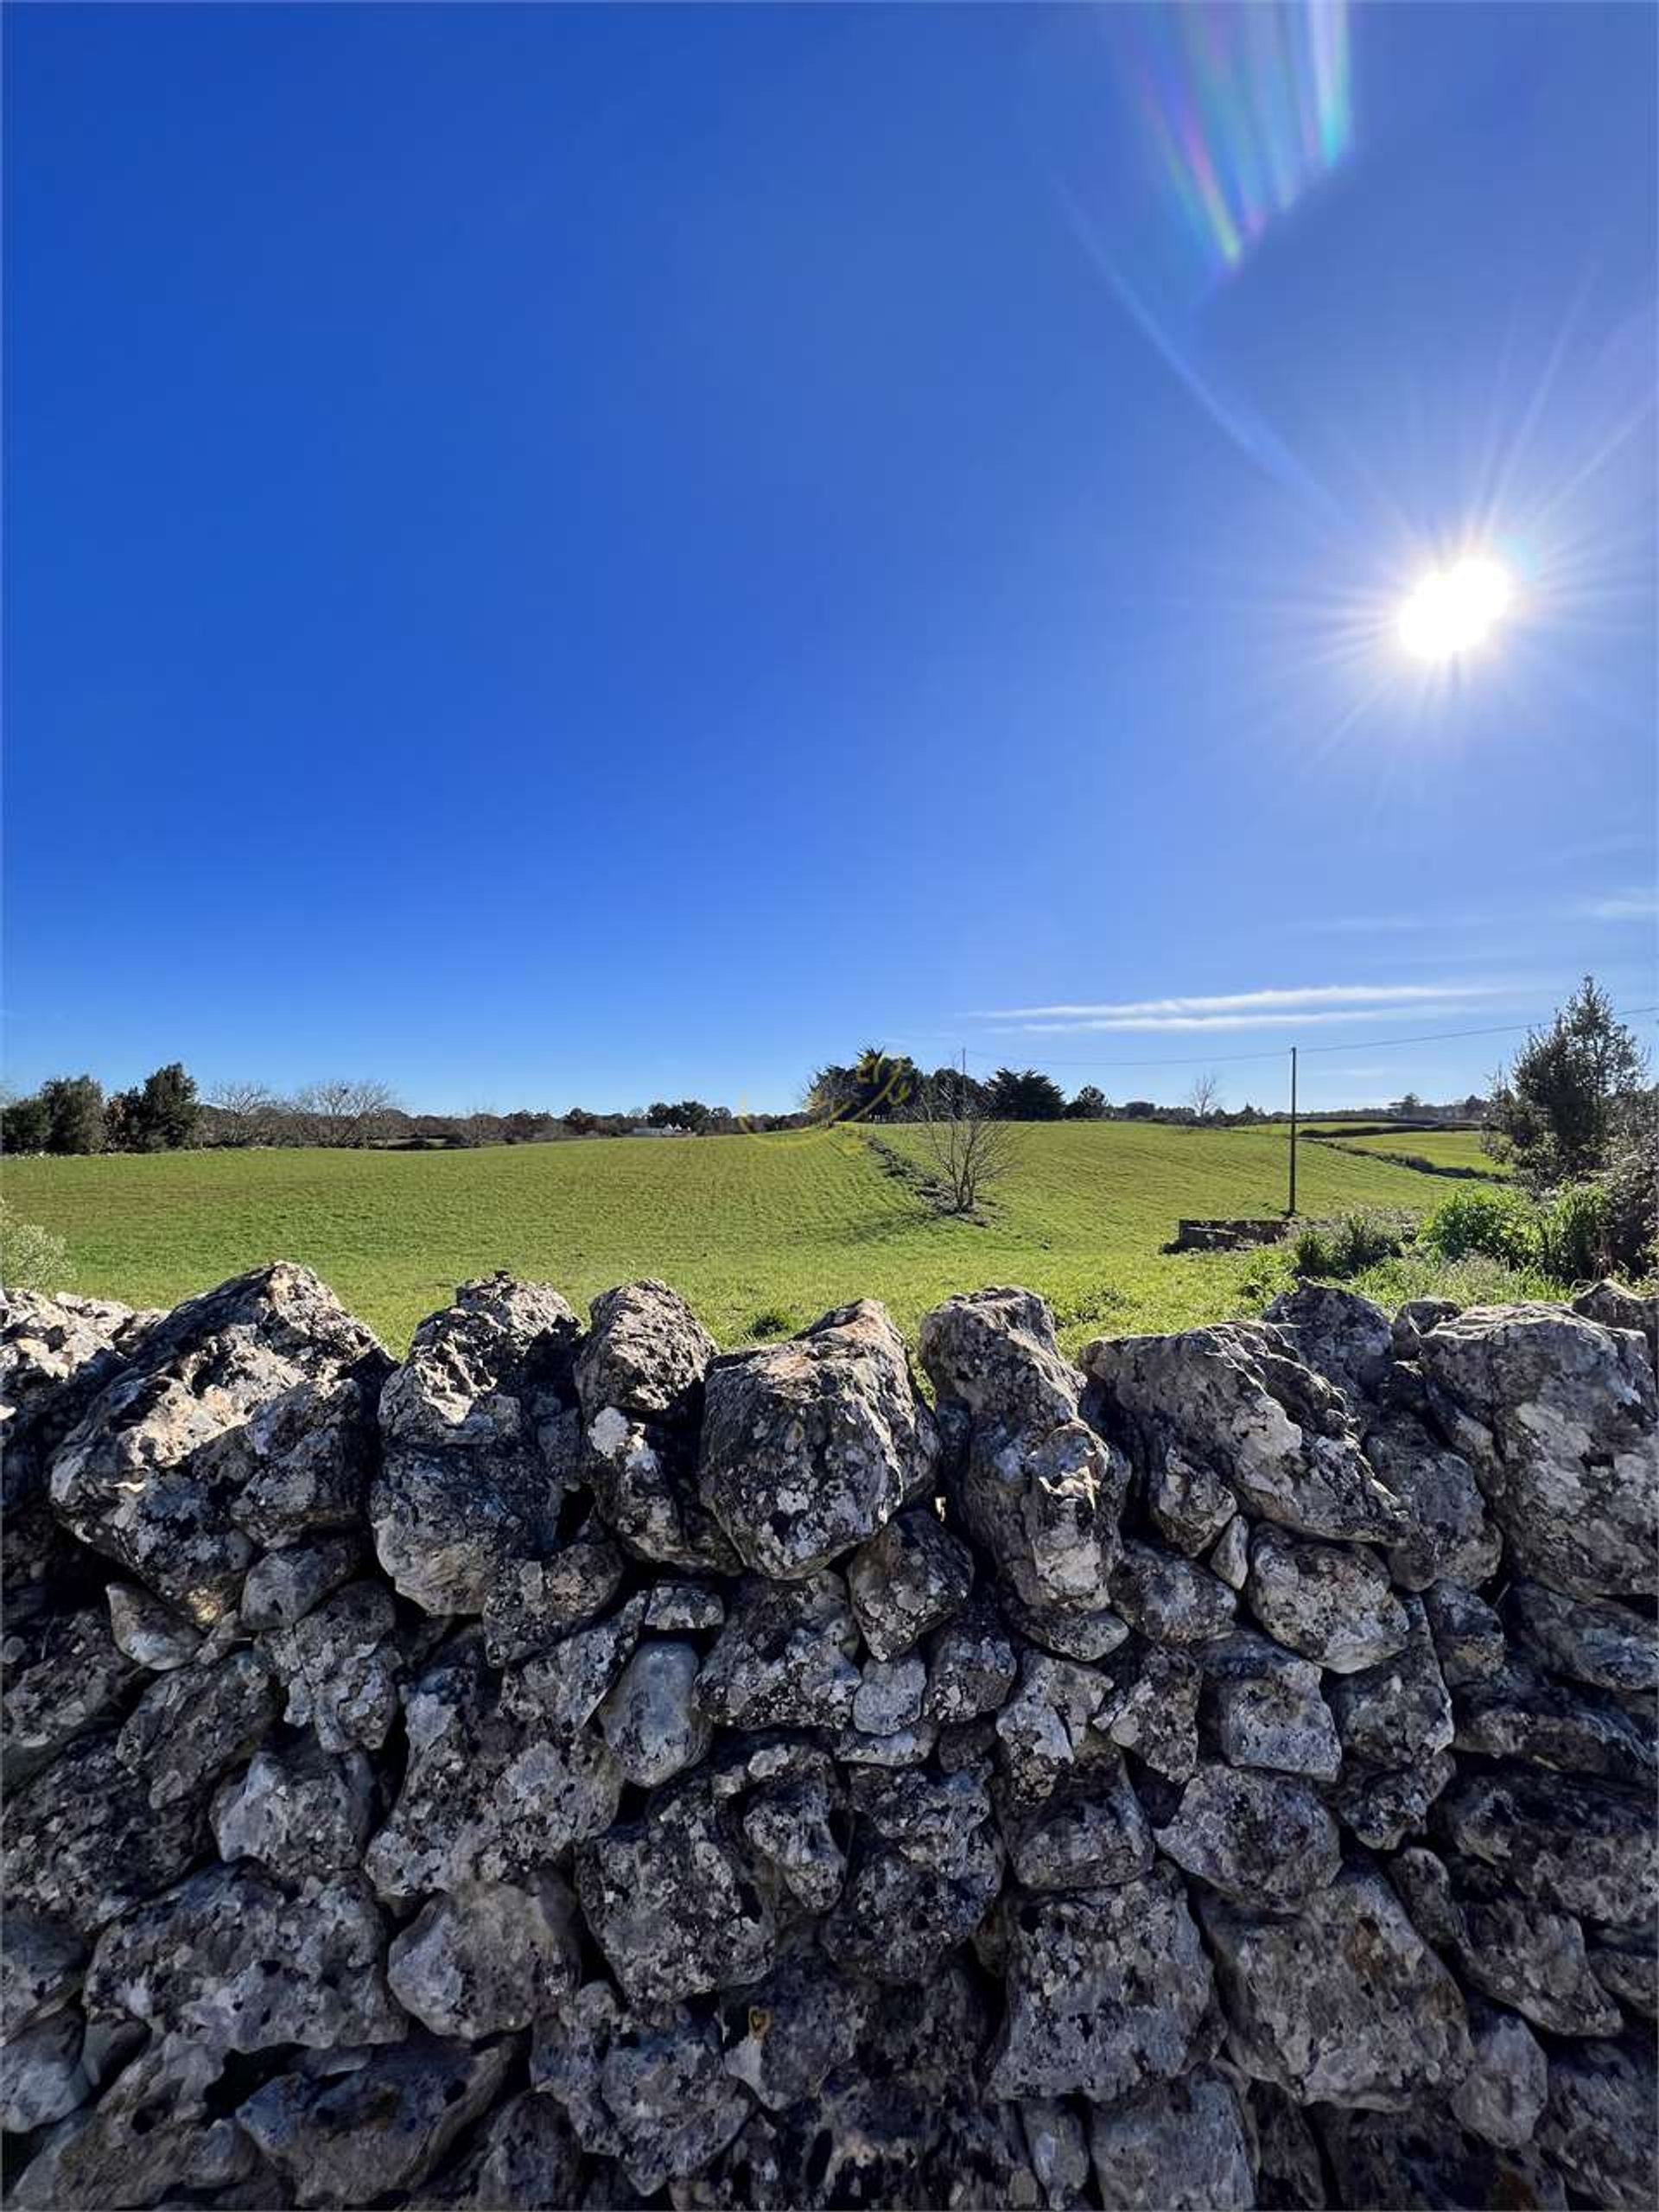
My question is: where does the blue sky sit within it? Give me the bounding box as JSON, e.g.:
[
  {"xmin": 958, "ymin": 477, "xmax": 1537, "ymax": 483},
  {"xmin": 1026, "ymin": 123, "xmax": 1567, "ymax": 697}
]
[{"xmin": 6, "ymin": 2, "xmax": 1655, "ymax": 1115}]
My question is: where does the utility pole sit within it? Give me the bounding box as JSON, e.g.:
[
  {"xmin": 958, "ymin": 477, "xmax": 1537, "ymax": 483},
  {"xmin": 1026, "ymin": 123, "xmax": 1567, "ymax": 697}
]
[{"xmin": 1287, "ymin": 1045, "xmax": 1299, "ymax": 1217}]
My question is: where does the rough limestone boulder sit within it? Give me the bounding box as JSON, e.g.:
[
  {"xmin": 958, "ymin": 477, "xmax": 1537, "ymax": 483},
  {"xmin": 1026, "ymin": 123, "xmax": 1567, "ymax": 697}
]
[
  {"xmin": 922, "ymin": 1287, "xmax": 1126, "ymax": 1611},
  {"xmin": 1418, "ymin": 1302, "xmax": 1657, "ymax": 1599},
  {"xmin": 372, "ymin": 1274, "xmax": 581, "ymax": 1613},
  {"xmin": 48, "ymin": 1265, "xmax": 389, "ymax": 1624},
  {"xmin": 698, "ymin": 1300, "xmax": 938, "ymax": 1578}
]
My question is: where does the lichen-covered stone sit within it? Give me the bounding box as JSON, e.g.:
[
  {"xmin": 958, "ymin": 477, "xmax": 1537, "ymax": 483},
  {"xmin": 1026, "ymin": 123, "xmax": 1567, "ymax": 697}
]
[
  {"xmin": 1247, "ymin": 1525, "xmax": 1411, "ymax": 1673},
  {"xmin": 1364, "ymin": 1409, "xmax": 1502, "ymax": 1592},
  {"xmin": 1153, "ymin": 1764, "xmax": 1341, "ymax": 1910},
  {"xmin": 699, "ymin": 1300, "xmax": 938, "ymax": 1579},
  {"xmin": 479, "ymin": 1517, "xmax": 629, "ymax": 1663},
  {"xmin": 577, "ymin": 1278, "xmax": 718, "ymax": 1425},
  {"xmin": 1533, "ymin": 2037, "xmax": 1658, "ymax": 2209},
  {"xmin": 1087, "ymin": 2067, "xmax": 1255, "ymax": 2209},
  {"xmin": 115, "ymin": 1647, "xmax": 277, "ymax": 1808},
  {"xmin": 372, "ymin": 1274, "xmax": 581, "ymax": 1613},
  {"xmin": 717, "ymin": 1944, "xmax": 869, "ymax": 2112},
  {"xmin": 105, "ymin": 1580, "xmax": 203, "ymax": 1669},
  {"xmin": 1434, "ymin": 1763, "xmax": 1658, "ymax": 1926},
  {"xmin": 2, "ymin": 1605, "xmax": 136, "ymax": 1783},
  {"xmin": 1421, "ymin": 1577, "xmax": 1506, "ymax": 1688},
  {"xmin": 1451, "ymin": 1999, "xmax": 1549, "ymax": 2146},
  {"xmin": 1325, "ymin": 1595, "xmax": 1453, "ymax": 1768},
  {"xmin": 387, "ymin": 1876, "xmax": 580, "ymax": 2036},
  {"xmin": 694, "ymin": 1572, "xmax": 861, "ymax": 1730},
  {"xmin": 1198, "ymin": 1865, "xmax": 1471, "ymax": 2109},
  {"xmin": 1505, "ymin": 1578, "xmax": 1659, "ymax": 1694},
  {"xmin": 263, "ymin": 1580, "xmax": 400, "ymax": 1751},
  {"xmin": 598, "ymin": 1638, "xmax": 712, "ymax": 1783},
  {"xmin": 741, "ymin": 1775, "xmax": 846, "ymax": 1911},
  {"xmin": 211, "ymin": 1736, "xmax": 375, "ymax": 1878},
  {"xmin": 1419, "ymin": 1302, "xmax": 1657, "ymax": 1600},
  {"xmin": 1196, "ymin": 1629, "xmax": 1342, "ymax": 1778},
  {"xmin": 845, "ymin": 1507, "xmax": 975, "ymax": 1660},
  {"xmin": 6, "ymin": 1729, "xmax": 204, "ymax": 1938},
  {"xmin": 922, "ymin": 1596, "xmax": 1019, "ymax": 1722},
  {"xmin": 1452, "ymin": 1659, "xmax": 1656, "ymax": 1786}
]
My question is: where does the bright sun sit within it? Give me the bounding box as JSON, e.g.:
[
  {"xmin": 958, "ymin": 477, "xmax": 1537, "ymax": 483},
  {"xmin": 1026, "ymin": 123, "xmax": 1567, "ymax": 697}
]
[{"xmin": 1397, "ymin": 556, "xmax": 1514, "ymax": 662}]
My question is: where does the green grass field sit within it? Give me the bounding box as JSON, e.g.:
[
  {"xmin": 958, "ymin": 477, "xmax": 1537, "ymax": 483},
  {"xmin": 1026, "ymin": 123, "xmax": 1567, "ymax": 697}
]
[
  {"xmin": 1332, "ymin": 1128, "xmax": 1507, "ymax": 1175},
  {"xmin": 5, "ymin": 1122, "xmax": 1450, "ymax": 1356}
]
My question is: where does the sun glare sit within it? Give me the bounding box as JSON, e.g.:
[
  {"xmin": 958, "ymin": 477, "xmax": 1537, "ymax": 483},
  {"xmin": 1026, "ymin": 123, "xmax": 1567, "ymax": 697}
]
[{"xmin": 1397, "ymin": 556, "xmax": 1514, "ymax": 662}]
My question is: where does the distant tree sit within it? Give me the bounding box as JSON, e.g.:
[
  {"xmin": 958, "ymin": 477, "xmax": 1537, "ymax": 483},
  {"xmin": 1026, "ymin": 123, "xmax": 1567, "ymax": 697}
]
[
  {"xmin": 804, "ymin": 1047, "xmax": 920, "ymax": 1125},
  {"xmin": 1121, "ymin": 1099, "xmax": 1157, "ymax": 1120},
  {"xmin": 563, "ymin": 1107, "xmax": 600, "ymax": 1137},
  {"xmin": 1390, "ymin": 1092, "xmax": 1425, "ymax": 1118},
  {"xmin": 500, "ymin": 1110, "xmax": 550, "ymax": 1144},
  {"xmin": 0, "ymin": 1091, "xmax": 51, "ymax": 1154},
  {"xmin": 923, "ymin": 1067, "xmax": 989, "ymax": 1120},
  {"xmin": 1186, "ymin": 1071, "xmax": 1223, "ymax": 1124},
  {"xmin": 111, "ymin": 1063, "xmax": 199, "ymax": 1151},
  {"xmin": 1485, "ymin": 976, "xmax": 1649, "ymax": 1192},
  {"xmin": 985, "ymin": 1067, "xmax": 1066, "ymax": 1121},
  {"xmin": 296, "ymin": 1079, "xmax": 399, "ymax": 1147},
  {"xmin": 918, "ymin": 1077, "xmax": 1021, "ymax": 1215},
  {"xmin": 1064, "ymin": 1084, "xmax": 1109, "ymax": 1121},
  {"xmin": 207, "ymin": 1080, "xmax": 277, "ymax": 1146},
  {"xmin": 39, "ymin": 1075, "xmax": 106, "ymax": 1154}
]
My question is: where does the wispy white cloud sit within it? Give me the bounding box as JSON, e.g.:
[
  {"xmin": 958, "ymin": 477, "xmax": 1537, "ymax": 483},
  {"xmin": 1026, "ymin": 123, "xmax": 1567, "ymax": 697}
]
[
  {"xmin": 1577, "ymin": 890, "xmax": 1658, "ymax": 922},
  {"xmin": 969, "ymin": 983, "xmax": 1503, "ymax": 1033}
]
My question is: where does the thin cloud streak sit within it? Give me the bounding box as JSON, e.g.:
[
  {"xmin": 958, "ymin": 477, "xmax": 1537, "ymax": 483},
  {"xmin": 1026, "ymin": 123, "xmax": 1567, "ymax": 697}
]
[
  {"xmin": 1000, "ymin": 1005, "xmax": 1491, "ymax": 1036},
  {"xmin": 969, "ymin": 982, "xmax": 1501, "ymax": 1021},
  {"xmin": 1577, "ymin": 890, "xmax": 1658, "ymax": 921}
]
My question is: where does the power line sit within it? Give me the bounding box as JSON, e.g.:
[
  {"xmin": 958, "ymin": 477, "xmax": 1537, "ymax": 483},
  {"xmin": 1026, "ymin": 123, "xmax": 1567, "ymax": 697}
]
[{"xmin": 884, "ymin": 1003, "xmax": 1659, "ymax": 1077}]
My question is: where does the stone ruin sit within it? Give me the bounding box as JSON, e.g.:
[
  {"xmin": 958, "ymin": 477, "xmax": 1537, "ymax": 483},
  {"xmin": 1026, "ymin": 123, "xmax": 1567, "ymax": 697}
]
[{"xmin": 1, "ymin": 1260, "xmax": 1655, "ymax": 2209}]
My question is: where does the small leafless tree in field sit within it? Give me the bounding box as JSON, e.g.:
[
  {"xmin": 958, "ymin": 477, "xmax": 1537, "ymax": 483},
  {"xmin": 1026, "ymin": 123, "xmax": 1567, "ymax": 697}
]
[
  {"xmin": 206, "ymin": 1080, "xmax": 276, "ymax": 1145},
  {"xmin": 295, "ymin": 1079, "xmax": 400, "ymax": 1147},
  {"xmin": 918, "ymin": 1077, "xmax": 1021, "ymax": 1215},
  {"xmin": 1186, "ymin": 1070, "xmax": 1223, "ymax": 1125}
]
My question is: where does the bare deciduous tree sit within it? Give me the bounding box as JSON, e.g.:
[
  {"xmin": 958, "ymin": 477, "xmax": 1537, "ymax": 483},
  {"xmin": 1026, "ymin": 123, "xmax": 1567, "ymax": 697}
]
[
  {"xmin": 294, "ymin": 1079, "xmax": 400, "ymax": 1147},
  {"xmin": 1186, "ymin": 1070, "xmax": 1223, "ymax": 1124},
  {"xmin": 206, "ymin": 1080, "xmax": 276, "ymax": 1146},
  {"xmin": 918, "ymin": 1077, "xmax": 1021, "ymax": 1215}
]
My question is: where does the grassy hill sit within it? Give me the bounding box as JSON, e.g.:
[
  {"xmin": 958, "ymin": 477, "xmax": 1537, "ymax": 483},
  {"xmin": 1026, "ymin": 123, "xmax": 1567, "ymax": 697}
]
[{"xmin": 5, "ymin": 1122, "xmax": 1446, "ymax": 1355}]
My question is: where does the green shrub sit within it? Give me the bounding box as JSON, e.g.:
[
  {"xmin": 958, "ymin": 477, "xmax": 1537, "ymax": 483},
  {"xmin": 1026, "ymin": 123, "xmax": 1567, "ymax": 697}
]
[
  {"xmin": 1535, "ymin": 1181, "xmax": 1614, "ymax": 1284},
  {"xmin": 1292, "ymin": 1209, "xmax": 1409, "ymax": 1281},
  {"xmin": 0, "ymin": 1200, "xmax": 70, "ymax": 1293},
  {"xmin": 745, "ymin": 1306, "xmax": 794, "ymax": 1340},
  {"xmin": 1421, "ymin": 1186, "xmax": 1538, "ymax": 1268}
]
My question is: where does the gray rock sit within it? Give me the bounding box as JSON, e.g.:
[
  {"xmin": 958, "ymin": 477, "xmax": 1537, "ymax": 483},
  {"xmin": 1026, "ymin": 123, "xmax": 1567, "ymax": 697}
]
[
  {"xmin": 1319, "ymin": 2108, "xmax": 1567, "ymax": 2212},
  {"xmin": 6, "ymin": 1729, "xmax": 204, "ymax": 1938},
  {"xmin": 852, "ymin": 1652, "xmax": 926, "ymax": 1733},
  {"xmin": 1264, "ymin": 1281, "xmax": 1394, "ymax": 1404},
  {"xmin": 830, "ymin": 1717, "xmax": 938, "ymax": 1767},
  {"xmin": 532, "ymin": 1981, "xmax": 753, "ymax": 2194},
  {"xmin": 238, "ymin": 2036, "xmax": 514, "ymax": 2209},
  {"xmin": 1210, "ymin": 1512, "xmax": 1251, "ymax": 1590},
  {"xmin": 1109, "ymin": 1539, "xmax": 1236, "ymax": 1643},
  {"xmin": 2, "ymin": 1605, "xmax": 136, "ymax": 1783},
  {"xmin": 239, "ymin": 1535, "xmax": 362, "ymax": 1628},
  {"xmin": 584, "ymin": 1405, "xmax": 739, "ymax": 1573},
  {"xmin": 86, "ymin": 1866, "xmax": 403, "ymax": 2060},
  {"xmin": 1147, "ymin": 1444, "xmax": 1237, "ymax": 1556},
  {"xmin": 372, "ymin": 1273, "xmax": 581, "ymax": 1613},
  {"xmin": 599, "ymin": 1638, "xmax": 713, "ymax": 1783},
  {"xmin": 1573, "ymin": 1276, "xmax": 1658, "ymax": 1361},
  {"xmin": 1587, "ymin": 1924, "xmax": 1657, "ymax": 2018},
  {"xmin": 922, "ymin": 1287, "xmax": 1126, "ymax": 1612},
  {"xmin": 263, "ymin": 1580, "xmax": 400, "ymax": 1751},
  {"xmin": 48, "ymin": 1264, "xmax": 388, "ymax": 1621},
  {"xmin": 0, "ymin": 2008, "xmax": 89, "ymax": 2133},
  {"xmin": 1096, "ymin": 1642, "xmax": 1200, "ymax": 1781},
  {"xmin": 1247, "ymin": 1525, "xmax": 1410, "ymax": 1673},
  {"xmin": 115, "ymin": 1647, "xmax": 276, "ymax": 1808},
  {"xmin": 1198, "ymin": 1865, "xmax": 1471, "ymax": 2109},
  {"xmin": 699, "ymin": 1300, "xmax": 938, "ymax": 1579},
  {"xmin": 1419, "ymin": 1302, "xmax": 1656, "ymax": 1599},
  {"xmin": 1, "ymin": 1288, "xmax": 149, "ymax": 1510},
  {"xmin": 1421, "ymin": 1577, "xmax": 1507, "ymax": 1688},
  {"xmin": 717, "ymin": 1944, "xmax": 868, "ymax": 2111},
  {"xmin": 1154, "ymin": 1764, "xmax": 1341, "ymax": 1910},
  {"xmin": 212, "ymin": 1737, "xmax": 375, "ymax": 1877},
  {"xmin": 415, "ymin": 2090, "xmax": 584, "ymax": 2210},
  {"xmin": 105, "ymin": 1581, "xmax": 203, "ymax": 1669},
  {"xmin": 1, "ymin": 1910, "xmax": 84, "ymax": 2040},
  {"xmin": 1087, "ymin": 2067, "xmax": 1255, "ymax": 2209},
  {"xmin": 1451, "ymin": 1999, "xmax": 1549, "ymax": 2146},
  {"xmin": 1084, "ymin": 1320, "xmax": 1406, "ymax": 1541},
  {"xmin": 480, "ymin": 1522, "xmax": 627, "ymax": 1664},
  {"xmin": 1325, "ymin": 1594, "xmax": 1453, "ymax": 1766},
  {"xmin": 845, "ymin": 1506, "xmax": 974, "ymax": 1659},
  {"xmin": 1330, "ymin": 1749, "xmax": 1455, "ymax": 1850},
  {"xmin": 1021, "ymin": 2099, "xmax": 1092, "ymax": 2210},
  {"xmin": 578, "ymin": 1776, "xmax": 775, "ymax": 2005},
  {"xmin": 922, "ymin": 1598, "xmax": 1019, "ymax": 1721},
  {"xmin": 824, "ymin": 1821, "xmax": 1003, "ymax": 1980},
  {"xmin": 1365, "ymin": 1409, "xmax": 1503, "ymax": 1591},
  {"xmin": 694, "ymin": 1572, "xmax": 861, "ymax": 1729},
  {"xmin": 508, "ymin": 1593, "xmax": 647, "ymax": 1735},
  {"xmin": 1534, "ymin": 2037, "xmax": 1658, "ymax": 2209},
  {"xmin": 1002, "ymin": 1593, "xmax": 1132, "ymax": 1660},
  {"xmin": 1249, "ymin": 2083, "xmax": 1328, "ymax": 2209},
  {"xmin": 1452, "ymin": 1889, "xmax": 1622, "ymax": 2036},
  {"xmin": 1452, "ymin": 1659, "xmax": 1656, "ymax": 1786},
  {"xmin": 998, "ymin": 1738, "xmax": 1155, "ymax": 1894},
  {"xmin": 1507, "ymin": 1579, "xmax": 1659, "ymax": 1694},
  {"xmin": 577, "ymin": 1277, "xmax": 717, "ymax": 1425},
  {"xmin": 643, "ymin": 1579, "xmax": 725, "ymax": 1631},
  {"xmin": 365, "ymin": 1646, "xmax": 623, "ymax": 1902},
  {"xmin": 848, "ymin": 1764, "xmax": 992, "ymax": 1874},
  {"xmin": 1196, "ymin": 1629, "xmax": 1342, "ymax": 1778},
  {"xmin": 986, "ymin": 1865, "xmax": 1212, "ymax": 2101},
  {"xmin": 1435, "ymin": 1763, "xmax": 1658, "ymax": 1926},
  {"xmin": 387, "ymin": 1875, "xmax": 580, "ymax": 2036},
  {"xmin": 994, "ymin": 1647, "xmax": 1108, "ymax": 1806},
  {"xmin": 741, "ymin": 1775, "xmax": 846, "ymax": 1910},
  {"xmin": 8, "ymin": 2041, "xmax": 258, "ymax": 2211}
]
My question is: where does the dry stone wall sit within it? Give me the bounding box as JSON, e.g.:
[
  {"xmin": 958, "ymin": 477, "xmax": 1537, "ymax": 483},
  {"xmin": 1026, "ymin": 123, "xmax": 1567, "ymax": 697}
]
[{"xmin": 2, "ymin": 1262, "xmax": 1656, "ymax": 2210}]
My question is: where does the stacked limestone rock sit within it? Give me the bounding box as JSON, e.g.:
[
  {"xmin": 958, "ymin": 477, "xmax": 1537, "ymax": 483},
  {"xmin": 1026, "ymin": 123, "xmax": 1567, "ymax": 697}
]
[{"xmin": 2, "ymin": 1261, "xmax": 1655, "ymax": 2209}]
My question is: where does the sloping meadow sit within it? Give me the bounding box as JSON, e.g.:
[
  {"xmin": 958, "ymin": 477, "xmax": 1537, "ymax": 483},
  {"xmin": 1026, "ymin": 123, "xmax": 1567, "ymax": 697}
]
[{"xmin": 2, "ymin": 1259, "xmax": 1655, "ymax": 2209}]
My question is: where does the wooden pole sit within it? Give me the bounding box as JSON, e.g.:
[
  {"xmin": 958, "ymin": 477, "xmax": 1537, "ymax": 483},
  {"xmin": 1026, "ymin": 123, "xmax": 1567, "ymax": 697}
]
[{"xmin": 1287, "ymin": 1045, "xmax": 1299, "ymax": 1216}]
